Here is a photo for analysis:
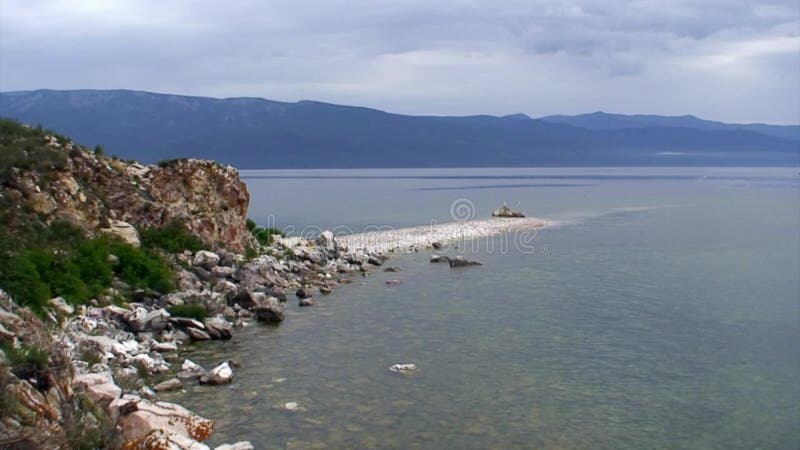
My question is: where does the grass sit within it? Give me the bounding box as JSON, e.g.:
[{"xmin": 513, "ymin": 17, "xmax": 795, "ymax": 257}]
[
  {"xmin": 0, "ymin": 119, "xmax": 68, "ymax": 183},
  {"xmin": 167, "ymin": 304, "xmax": 208, "ymax": 321}
]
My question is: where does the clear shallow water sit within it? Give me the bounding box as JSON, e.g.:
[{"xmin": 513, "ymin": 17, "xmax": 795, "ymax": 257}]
[{"xmin": 166, "ymin": 167, "xmax": 800, "ymax": 449}]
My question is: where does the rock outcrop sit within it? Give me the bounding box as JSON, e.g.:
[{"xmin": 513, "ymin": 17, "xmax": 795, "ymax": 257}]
[
  {"xmin": 2, "ymin": 137, "xmax": 250, "ymax": 251},
  {"xmin": 492, "ymin": 203, "xmax": 525, "ymax": 218}
]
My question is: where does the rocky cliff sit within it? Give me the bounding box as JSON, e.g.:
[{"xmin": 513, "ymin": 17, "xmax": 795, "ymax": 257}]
[{"xmin": 1, "ymin": 130, "xmax": 250, "ymax": 251}]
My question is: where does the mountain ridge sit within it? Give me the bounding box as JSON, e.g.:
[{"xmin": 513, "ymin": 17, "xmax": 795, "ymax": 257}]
[{"xmin": 1, "ymin": 89, "xmax": 798, "ymax": 168}]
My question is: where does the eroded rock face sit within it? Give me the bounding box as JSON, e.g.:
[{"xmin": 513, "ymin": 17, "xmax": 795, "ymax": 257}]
[{"xmin": 3, "ymin": 142, "xmax": 251, "ymax": 251}]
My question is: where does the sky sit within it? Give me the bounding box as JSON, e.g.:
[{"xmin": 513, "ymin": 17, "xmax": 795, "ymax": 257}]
[{"xmin": 1, "ymin": 0, "xmax": 798, "ymax": 124}]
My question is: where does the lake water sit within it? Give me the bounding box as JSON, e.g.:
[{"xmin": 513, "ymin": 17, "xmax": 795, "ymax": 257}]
[{"xmin": 165, "ymin": 167, "xmax": 800, "ymax": 449}]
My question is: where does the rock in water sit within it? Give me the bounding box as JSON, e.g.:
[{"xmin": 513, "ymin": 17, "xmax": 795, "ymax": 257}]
[
  {"xmin": 253, "ymin": 294, "xmax": 285, "ymax": 323},
  {"xmin": 203, "ymin": 317, "xmax": 233, "ymax": 340},
  {"xmin": 298, "ymin": 298, "xmax": 314, "ymax": 307},
  {"xmin": 492, "ymin": 203, "xmax": 525, "ymax": 218},
  {"xmin": 153, "ymin": 378, "xmax": 183, "ymax": 392},
  {"xmin": 215, "ymin": 442, "xmax": 255, "ymax": 450},
  {"xmin": 447, "ymin": 256, "xmax": 483, "ymax": 268},
  {"xmin": 296, "ymin": 287, "xmax": 313, "ymax": 299},
  {"xmin": 430, "ymin": 254, "xmax": 448, "ymax": 263},
  {"xmin": 200, "ymin": 361, "xmax": 234, "ymax": 385},
  {"xmin": 389, "ymin": 363, "xmax": 418, "ymax": 373}
]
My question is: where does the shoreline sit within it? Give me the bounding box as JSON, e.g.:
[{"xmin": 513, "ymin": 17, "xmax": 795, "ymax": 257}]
[{"xmin": 338, "ymin": 217, "xmax": 548, "ymax": 254}]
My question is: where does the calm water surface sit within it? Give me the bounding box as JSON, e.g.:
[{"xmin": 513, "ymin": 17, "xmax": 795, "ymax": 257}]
[{"xmin": 165, "ymin": 167, "xmax": 799, "ymax": 449}]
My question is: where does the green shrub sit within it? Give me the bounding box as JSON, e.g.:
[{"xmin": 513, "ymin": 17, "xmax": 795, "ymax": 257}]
[
  {"xmin": 0, "ymin": 252, "xmax": 51, "ymax": 312},
  {"xmin": 109, "ymin": 242, "xmax": 175, "ymax": 294},
  {"xmin": 167, "ymin": 304, "xmax": 208, "ymax": 321},
  {"xmin": 156, "ymin": 157, "xmax": 188, "ymax": 168},
  {"xmin": 0, "ymin": 119, "xmax": 68, "ymax": 182},
  {"xmin": 139, "ymin": 221, "xmax": 205, "ymax": 253},
  {"xmin": 1, "ymin": 342, "xmax": 49, "ymax": 372},
  {"xmin": 247, "ymin": 218, "xmax": 284, "ymax": 246}
]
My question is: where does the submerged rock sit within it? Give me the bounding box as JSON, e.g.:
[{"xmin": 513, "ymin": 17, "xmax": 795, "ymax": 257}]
[
  {"xmin": 447, "ymin": 256, "xmax": 483, "ymax": 268},
  {"xmin": 298, "ymin": 298, "xmax": 314, "ymax": 307}
]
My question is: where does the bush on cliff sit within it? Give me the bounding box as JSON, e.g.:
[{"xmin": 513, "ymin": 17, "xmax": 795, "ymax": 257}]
[
  {"xmin": 0, "ymin": 221, "xmax": 176, "ymax": 313},
  {"xmin": 246, "ymin": 218, "xmax": 284, "ymax": 246},
  {"xmin": 139, "ymin": 220, "xmax": 206, "ymax": 253},
  {"xmin": 0, "ymin": 119, "xmax": 69, "ymax": 182}
]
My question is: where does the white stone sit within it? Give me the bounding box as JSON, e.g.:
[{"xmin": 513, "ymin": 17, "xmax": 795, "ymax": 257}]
[
  {"xmin": 181, "ymin": 359, "xmax": 204, "ymax": 372},
  {"xmin": 215, "ymin": 442, "xmax": 255, "ymax": 450},
  {"xmin": 199, "ymin": 361, "xmax": 233, "ymax": 385},
  {"xmin": 283, "ymin": 402, "xmax": 299, "ymax": 411},
  {"xmin": 193, "ymin": 250, "xmax": 220, "ymax": 268},
  {"xmin": 389, "ymin": 363, "xmax": 418, "ymax": 373},
  {"xmin": 100, "ymin": 220, "xmax": 141, "ymax": 247}
]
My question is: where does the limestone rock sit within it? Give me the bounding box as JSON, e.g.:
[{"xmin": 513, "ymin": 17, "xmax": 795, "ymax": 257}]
[
  {"xmin": 389, "ymin": 363, "xmax": 418, "ymax": 373},
  {"xmin": 193, "ymin": 250, "xmax": 221, "ymax": 269},
  {"xmin": 154, "ymin": 377, "xmax": 183, "ymax": 392},
  {"xmin": 199, "ymin": 362, "xmax": 234, "ymax": 385},
  {"xmin": 127, "ymin": 307, "xmax": 170, "ymax": 332},
  {"xmin": 100, "ymin": 220, "xmax": 141, "ymax": 247},
  {"xmin": 215, "ymin": 442, "xmax": 255, "ymax": 450},
  {"xmin": 203, "ymin": 317, "xmax": 233, "ymax": 340}
]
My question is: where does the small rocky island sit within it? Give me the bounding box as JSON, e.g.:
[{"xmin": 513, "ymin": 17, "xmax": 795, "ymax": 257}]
[{"xmin": 492, "ymin": 203, "xmax": 526, "ymax": 218}]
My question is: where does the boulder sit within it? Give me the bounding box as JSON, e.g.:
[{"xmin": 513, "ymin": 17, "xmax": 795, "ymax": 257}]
[
  {"xmin": 116, "ymin": 397, "xmax": 213, "ymax": 449},
  {"xmin": 492, "ymin": 203, "xmax": 525, "ymax": 218},
  {"xmin": 252, "ymin": 294, "xmax": 285, "ymax": 323},
  {"xmin": 430, "ymin": 254, "xmax": 447, "ymax": 263},
  {"xmin": 100, "ymin": 220, "xmax": 141, "ymax": 247},
  {"xmin": 211, "ymin": 266, "xmax": 236, "ymax": 279},
  {"xmin": 199, "ymin": 362, "xmax": 234, "ymax": 385},
  {"xmin": 295, "ymin": 287, "xmax": 312, "ymax": 299},
  {"xmin": 193, "ymin": 250, "xmax": 221, "ymax": 269},
  {"xmin": 228, "ymin": 290, "xmax": 257, "ymax": 309},
  {"xmin": 153, "ymin": 378, "xmax": 183, "ymax": 392},
  {"xmin": 215, "ymin": 442, "xmax": 255, "ymax": 450},
  {"xmin": 127, "ymin": 307, "xmax": 170, "ymax": 332},
  {"xmin": 203, "ymin": 317, "xmax": 233, "ymax": 340},
  {"xmin": 298, "ymin": 298, "xmax": 314, "ymax": 307},
  {"xmin": 74, "ymin": 372, "xmax": 121, "ymax": 411},
  {"xmin": 316, "ymin": 230, "xmax": 336, "ymax": 250},
  {"xmin": 318, "ymin": 285, "xmax": 332, "ymax": 295},
  {"xmin": 187, "ymin": 327, "xmax": 211, "ymax": 341}
]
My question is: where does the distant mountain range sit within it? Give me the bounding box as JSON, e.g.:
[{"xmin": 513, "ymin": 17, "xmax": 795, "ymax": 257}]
[{"xmin": 1, "ymin": 89, "xmax": 798, "ymax": 168}]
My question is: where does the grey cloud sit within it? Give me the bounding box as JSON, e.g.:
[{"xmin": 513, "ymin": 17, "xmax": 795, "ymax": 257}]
[{"xmin": 0, "ymin": 0, "xmax": 798, "ymax": 123}]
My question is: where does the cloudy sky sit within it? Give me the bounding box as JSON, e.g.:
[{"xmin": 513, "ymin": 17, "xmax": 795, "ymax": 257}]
[{"xmin": 1, "ymin": 0, "xmax": 798, "ymax": 124}]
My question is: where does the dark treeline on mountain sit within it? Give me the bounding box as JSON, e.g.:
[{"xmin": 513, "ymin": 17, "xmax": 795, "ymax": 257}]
[{"xmin": 1, "ymin": 89, "xmax": 798, "ymax": 168}]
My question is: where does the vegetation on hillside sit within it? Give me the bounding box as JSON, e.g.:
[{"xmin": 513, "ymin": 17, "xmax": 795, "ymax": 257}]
[
  {"xmin": 0, "ymin": 119, "xmax": 210, "ymax": 314},
  {"xmin": 246, "ymin": 218, "xmax": 284, "ymax": 246},
  {"xmin": 0, "ymin": 118, "xmax": 69, "ymax": 182}
]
